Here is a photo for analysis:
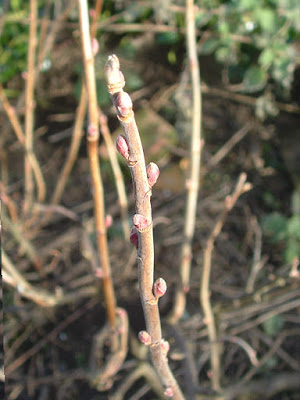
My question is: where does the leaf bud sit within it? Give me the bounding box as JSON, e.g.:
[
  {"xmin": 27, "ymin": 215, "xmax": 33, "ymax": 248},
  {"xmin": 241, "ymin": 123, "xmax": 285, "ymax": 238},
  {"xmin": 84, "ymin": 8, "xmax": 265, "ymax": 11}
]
[
  {"xmin": 130, "ymin": 226, "xmax": 139, "ymax": 248},
  {"xmin": 91, "ymin": 38, "xmax": 99, "ymax": 56},
  {"xmin": 105, "ymin": 55, "xmax": 125, "ymax": 92},
  {"xmin": 160, "ymin": 339, "xmax": 170, "ymax": 355},
  {"xmin": 138, "ymin": 330, "xmax": 152, "ymax": 346},
  {"xmin": 116, "ymin": 135, "xmax": 129, "ymax": 160},
  {"xmin": 153, "ymin": 277, "xmax": 167, "ymax": 298},
  {"xmin": 133, "ymin": 214, "xmax": 149, "ymax": 231},
  {"xmin": 164, "ymin": 387, "xmax": 174, "ymax": 397},
  {"xmin": 116, "ymin": 91, "xmax": 132, "ymax": 117},
  {"xmin": 146, "ymin": 162, "xmax": 160, "ymax": 187}
]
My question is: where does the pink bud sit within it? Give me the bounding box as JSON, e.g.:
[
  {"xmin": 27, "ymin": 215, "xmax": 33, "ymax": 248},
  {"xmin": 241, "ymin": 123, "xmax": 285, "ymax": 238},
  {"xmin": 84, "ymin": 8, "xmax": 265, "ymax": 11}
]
[
  {"xmin": 91, "ymin": 38, "xmax": 99, "ymax": 55},
  {"xmin": 89, "ymin": 9, "xmax": 96, "ymax": 18},
  {"xmin": 105, "ymin": 214, "xmax": 113, "ymax": 228},
  {"xmin": 138, "ymin": 330, "xmax": 152, "ymax": 346},
  {"xmin": 164, "ymin": 387, "xmax": 174, "ymax": 397},
  {"xmin": 146, "ymin": 162, "xmax": 160, "ymax": 187},
  {"xmin": 130, "ymin": 226, "xmax": 139, "ymax": 248},
  {"xmin": 116, "ymin": 91, "xmax": 132, "ymax": 117},
  {"xmin": 116, "ymin": 135, "xmax": 129, "ymax": 160},
  {"xmin": 133, "ymin": 214, "xmax": 149, "ymax": 231},
  {"xmin": 160, "ymin": 339, "xmax": 170, "ymax": 355},
  {"xmin": 88, "ymin": 123, "xmax": 98, "ymax": 139},
  {"xmin": 153, "ymin": 278, "xmax": 167, "ymax": 298}
]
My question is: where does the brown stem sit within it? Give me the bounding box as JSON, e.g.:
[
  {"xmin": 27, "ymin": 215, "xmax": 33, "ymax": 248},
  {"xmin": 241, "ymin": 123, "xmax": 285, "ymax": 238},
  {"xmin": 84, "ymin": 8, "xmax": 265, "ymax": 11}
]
[
  {"xmin": 200, "ymin": 173, "xmax": 251, "ymax": 391},
  {"xmin": 49, "ymin": 1, "xmax": 103, "ymax": 211},
  {"xmin": 0, "ymin": 84, "xmax": 46, "ymax": 201},
  {"xmin": 78, "ymin": 0, "xmax": 116, "ymax": 330},
  {"xmin": 98, "ymin": 109, "xmax": 130, "ymax": 240},
  {"xmin": 50, "ymin": 84, "xmax": 87, "ymax": 206},
  {"xmin": 105, "ymin": 55, "xmax": 185, "ymax": 400},
  {"xmin": 24, "ymin": 0, "xmax": 39, "ymax": 212},
  {"xmin": 169, "ymin": 0, "xmax": 202, "ymax": 324}
]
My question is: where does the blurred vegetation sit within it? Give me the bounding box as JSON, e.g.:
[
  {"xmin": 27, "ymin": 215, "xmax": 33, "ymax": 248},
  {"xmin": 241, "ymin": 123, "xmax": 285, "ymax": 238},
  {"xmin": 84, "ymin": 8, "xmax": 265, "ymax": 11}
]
[{"xmin": 1, "ymin": 0, "xmax": 300, "ymax": 102}]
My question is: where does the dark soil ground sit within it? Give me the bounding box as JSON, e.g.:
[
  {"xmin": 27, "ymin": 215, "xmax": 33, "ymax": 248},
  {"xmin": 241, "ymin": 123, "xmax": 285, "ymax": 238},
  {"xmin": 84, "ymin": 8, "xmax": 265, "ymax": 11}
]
[{"xmin": 2, "ymin": 18, "xmax": 300, "ymax": 400}]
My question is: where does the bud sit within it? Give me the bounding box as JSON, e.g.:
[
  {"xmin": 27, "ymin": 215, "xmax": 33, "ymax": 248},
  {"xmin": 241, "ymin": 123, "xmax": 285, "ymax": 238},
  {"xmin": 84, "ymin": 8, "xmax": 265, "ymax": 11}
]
[
  {"xmin": 160, "ymin": 339, "xmax": 170, "ymax": 355},
  {"xmin": 133, "ymin": 214, "xmax": 149, "ymax": 231},
  {"xmin": 105, "ymin": 55, "xmax": 125, "ymax": 92},
  {"xmin": 88, "ymin": 123, "xmax": 98, "ymax": 139},
  {"xmin": 153, "ymin": 278, "xmax": 167, "ymax": 298},
  {"xmin": 105, "ymin": 214, "xmax": 113, "ymax": 228},
  {"xmin": 91, "ymin": 38, "xmax": 99, "ymax": 55},
  {"xmin": 146, "ymin": 162, "xmax": 160, "ymax": 187},
  {"xmin": 138, "ymin": 330, "xmax": 151, "ymax": 346},
  {"xmin": 116, "ymin": 91, "xmax": 132, "ymax": 117},
  {"xmin": 130, "ymin": 226, "xmax": 139, "ymax": 248},
  {"xmin": 116, "ymin": 135, "xmax": 129, "ymax": 160},
  {"xmin": 164, "ymin": 387, "xmax": 174, "ymax": 397}
]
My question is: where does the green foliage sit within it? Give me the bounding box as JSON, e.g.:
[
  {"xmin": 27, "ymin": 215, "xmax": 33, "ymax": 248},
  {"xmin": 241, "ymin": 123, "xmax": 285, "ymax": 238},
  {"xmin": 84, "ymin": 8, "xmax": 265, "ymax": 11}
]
[
  {"xmin": 263, "ymin": 315, "xmax": 284, "ymax": 337},
  {"xmin": 263, "ymin": 212, "xmax": 300, "ymax": 263},
  {"xmin": 197, "ymin": 0, "xmax": 300, "ymax": 101},
  {"xmin": 0, "ymin": 4, "xmax": 29, "ymax": 84}
]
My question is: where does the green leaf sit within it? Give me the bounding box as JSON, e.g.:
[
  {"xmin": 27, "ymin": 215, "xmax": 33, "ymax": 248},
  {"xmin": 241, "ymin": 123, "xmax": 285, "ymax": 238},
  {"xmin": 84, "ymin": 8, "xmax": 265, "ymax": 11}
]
[
  {"xmin": 239, "ymin": 0, "xmax": 258, "ymax": 10},
  {"xmin": 155, "ymin": 32, "xmax": 181, "ymax": 45},
  {"xmin": 262, "ymin": 212, "xmax": 288, "ymax": 242},
  {"xmin": 285, "ymin": 239, "xmax": 300, "ymax": 263},
  {"xmin": 287, "ymin": 215, "xmax": 300, "ymax": 239},
  {"xmin": 263, "ymin": 315, "xmax": 284, "ymax": 337},
  {"xmin": 199, "ymin": 37, "xmax": 219, "ymax": 55},
  {"xmin": 242, "ymin": 66, "xmax": 267, "ymax": 93},
  {"xmin": 259, "ymin": 48, "xmax": 274, "ymax": 68},
  {"xmin": 254, "ymin": 8, "xmax": 277, "ymax": 33},
  {"xmin": 215, "ymin": 46, "xmax": 230, "ymax": 63}
]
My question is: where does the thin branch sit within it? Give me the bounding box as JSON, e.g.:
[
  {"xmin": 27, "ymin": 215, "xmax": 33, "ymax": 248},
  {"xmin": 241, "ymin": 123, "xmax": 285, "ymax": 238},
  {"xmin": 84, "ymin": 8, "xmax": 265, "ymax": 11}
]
[
  {"xmin": 105, "ymin": 54, "xmax": 185, "ymax": 399},
  {"xmin": 24, "ymin": 0, "xmax": 39, "ymax": 211},
  {"xmin": 50, "ymin": 84, "xmax": 87, "ymax": 206},
  {"xmin": 200, "ymin": 173, "xmax": 251, "ymax": 391},
  {"xmin": 98, "ymin": 109, "xmax": 130, "ymax": 240},
  {"xmin": 0, "ymin": 85, "xmax": 46, "ymax": 205},
  {"xmin": 78, "ymin": 0, "xmax": 116, "ymax": 330},
  {"xmin": 112, "ymin": 362, "xmax": 165, "ymax": 400},
  {"xmin": 169, "ymin": 0, "xmax": 202, "ymax": 324}
]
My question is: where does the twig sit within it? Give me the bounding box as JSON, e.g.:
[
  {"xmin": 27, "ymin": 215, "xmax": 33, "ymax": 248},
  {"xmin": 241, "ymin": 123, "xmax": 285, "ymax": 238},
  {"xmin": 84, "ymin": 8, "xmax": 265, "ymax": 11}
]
[
  {"xmin": 246, "ymin": 216, "xmax": 267, "ymax": 293},
  {"xmin": 112, "ymin": 362, "xmax": 165, "ymax": 400},
  {"xmin": 24, "ymin": 0, "xmax": 39, "ymax": 212},
  {"xmin": 98, "ymin": 109, "xmax": 130, "ymax": 240},
  {"xmin": 50, "ymin": 84, "xmax": 86, "ymax": 206},
  {"xmin": 89, "ymin": 308, "xmax": 129, "ymax": 391},
  {"xmin": 223, "ymin": 373, "xmax": 300, "ymax": 400},
  {"xmin": 0, "ymin": 0, "xmax": 75, "ymax": 150},
  {"xmin": 2, "ymin": 249, "xmax": 59, "ymax": 307},
  {"xmin": 78, "ymin": 0, "xmax": 117, "ymax": 330},
  {"xmin": 0, "ymin": 84, "xmax": 46, "ymax": 204},
  {"xmin": 200, "ymin": 173, "xmax": 251, "ymax": 391},
  {"xmin": 207, "ymin": 122, "xmax": 253, "ymax": 169},
  {"xmin": 4, "ymin": 298, "xmax": 98, "ymax": 377},
  {"xmin": 221, "ymin": 335, "xmax": 258, "ymax": 367},
  {"xmin": 2, "ymin": 208, "xmax": 42, "ymax": 270},
  {"xmin": 105, "ymin": 54, "xmax": 185, "ymax": 399},
  {"xmin": 169, "ymin": 0, "xmax": 202, "ymax": 324}
]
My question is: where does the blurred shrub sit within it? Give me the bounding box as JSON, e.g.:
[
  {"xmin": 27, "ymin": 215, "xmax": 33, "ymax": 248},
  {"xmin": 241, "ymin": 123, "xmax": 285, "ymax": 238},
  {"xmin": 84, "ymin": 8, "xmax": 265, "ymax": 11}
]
[
  {"xmin": 263, "ymin": 211, "xmax": 300, "ymax": 263},
  {"xmin": 0, "ymin": 1, "xmax": 29, "ymax": 85},
  {"xmin": 197, "ymin": 0, "xmax": 300, "ymax": 100}
]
